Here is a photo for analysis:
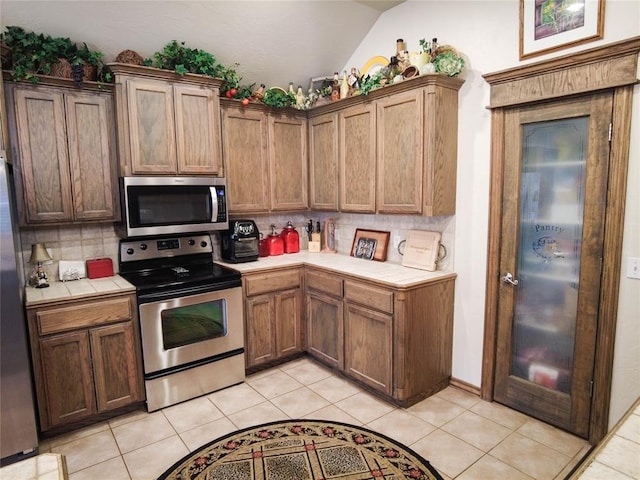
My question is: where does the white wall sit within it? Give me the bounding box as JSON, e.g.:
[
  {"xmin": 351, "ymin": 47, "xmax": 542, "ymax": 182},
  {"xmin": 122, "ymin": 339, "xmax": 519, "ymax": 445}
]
[{"xmin": 343, "ymin": 0, "xmax": 640, "ymax": 427}]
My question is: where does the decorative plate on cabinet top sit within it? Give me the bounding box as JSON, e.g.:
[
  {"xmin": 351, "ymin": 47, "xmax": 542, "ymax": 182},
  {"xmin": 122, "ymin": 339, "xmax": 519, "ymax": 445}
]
[{"xmin": 361, "ymin": 56, "xmax": 389, "ymax": 78}]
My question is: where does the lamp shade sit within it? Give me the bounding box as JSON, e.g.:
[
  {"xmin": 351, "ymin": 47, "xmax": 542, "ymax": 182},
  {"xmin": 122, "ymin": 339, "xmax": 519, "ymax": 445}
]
[{"xmin": 29, "ymin": 243, "xmax": 53, "ymax": 264}]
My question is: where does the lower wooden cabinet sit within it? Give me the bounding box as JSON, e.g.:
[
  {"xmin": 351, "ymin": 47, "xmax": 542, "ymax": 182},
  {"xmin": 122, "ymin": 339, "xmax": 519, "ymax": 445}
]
[
  {"xmin": 305, "ymin": 266, "xmax": 455, "ymax": 406},
  {"xmin": 243, "ymin": 268, "xmax": 303, "ymax": 368},
  {"xmin": 344, "ymin": 302, "xmax": 393, "ymax": 396},
  {"xmin": 27, "ymin": 293, "xmax": 144, "ymax": 433},
  {"xmin": 307, "ymin": 290, "xmax": 343, "ymax": 370}
]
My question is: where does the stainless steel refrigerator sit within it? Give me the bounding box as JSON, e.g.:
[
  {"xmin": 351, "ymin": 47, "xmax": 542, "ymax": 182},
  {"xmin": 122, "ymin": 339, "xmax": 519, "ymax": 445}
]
[{"xmin": 1, "ymin": 156, "xmax": 38, "ymax": 465}]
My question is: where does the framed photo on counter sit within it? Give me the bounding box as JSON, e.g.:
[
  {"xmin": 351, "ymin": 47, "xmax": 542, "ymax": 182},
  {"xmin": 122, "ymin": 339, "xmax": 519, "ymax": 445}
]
[{"xmin": 350, "ymin": 229, "xmax": 390, "ymax": 262}]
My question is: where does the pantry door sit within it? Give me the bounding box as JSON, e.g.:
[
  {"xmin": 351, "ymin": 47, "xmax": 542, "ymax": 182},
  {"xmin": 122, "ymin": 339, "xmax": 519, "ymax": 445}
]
[{"xmin": 493, "ymin": 92, "xmax": 613, "ymax": 438}]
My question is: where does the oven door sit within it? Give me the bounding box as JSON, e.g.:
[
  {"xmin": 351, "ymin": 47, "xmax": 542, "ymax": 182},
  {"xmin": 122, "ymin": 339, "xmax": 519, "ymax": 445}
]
[{"xmin": 138, "ymin": 286, "xmax": 243, "ymax": 375}]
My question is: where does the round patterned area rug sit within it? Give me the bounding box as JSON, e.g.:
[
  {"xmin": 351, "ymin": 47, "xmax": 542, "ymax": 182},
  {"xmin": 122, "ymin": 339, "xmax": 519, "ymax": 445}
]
[{"xmin": 158, "ymin": 419, "xmax": 443, "ymax": 480}]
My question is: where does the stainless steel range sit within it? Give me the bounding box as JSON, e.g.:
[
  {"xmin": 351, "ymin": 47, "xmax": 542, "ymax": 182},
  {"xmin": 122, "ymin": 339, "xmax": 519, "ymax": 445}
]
[{"xmin": 119, "ymin": 233, "xmax": 244, "ymax": 412}]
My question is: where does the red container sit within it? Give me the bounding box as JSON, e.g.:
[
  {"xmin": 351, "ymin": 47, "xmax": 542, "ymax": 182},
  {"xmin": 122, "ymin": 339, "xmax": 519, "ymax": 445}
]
[
  {"xmin": 259, "ymin": 238, "xmax": 269, "ymax": 257},
  {"xmin": 267, "ymin": 234, "xmax": 284, "ymax": 256},
  {"xmin": 280, "ymin": 221, "xmax": 300, "ymax": 254},
  {"xmin": 86, "ymin": 258, "xmax": 114, "ymax": 279}
]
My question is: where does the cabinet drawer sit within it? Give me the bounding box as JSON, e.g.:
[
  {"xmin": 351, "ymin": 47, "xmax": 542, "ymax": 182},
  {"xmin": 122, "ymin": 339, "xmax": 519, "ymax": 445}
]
[
  {"xmin": 306, "ymin": 270, "xmax": 343, "ymax": 298},
  {"xmin": 37, "ymin": 297, "xmax": 133, "ymax": 335},
  {"xmin": 344, "ymin": 281, "xmax": 393, "ymax": 314},
  {"xmin": 245, "ymin": 269, "xmax": 300, "ymax": 297}
]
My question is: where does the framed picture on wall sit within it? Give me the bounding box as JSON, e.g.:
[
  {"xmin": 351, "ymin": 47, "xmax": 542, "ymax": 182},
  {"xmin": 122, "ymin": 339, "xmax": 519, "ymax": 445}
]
[{"xmin": 519, "ymin": 0, "xmax": 605, "ymax": 60}]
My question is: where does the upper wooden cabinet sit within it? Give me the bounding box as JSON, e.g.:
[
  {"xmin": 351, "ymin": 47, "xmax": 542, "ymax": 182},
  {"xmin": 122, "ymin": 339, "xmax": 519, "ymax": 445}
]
[
  {"xmin": 221, "ymin": 100, "xmax": 308, "ymax": 214},
  {"xmin": 5, "ymin": 80, "xmax": 117, "ymax": 225},
  {"xmin": 221, "ymin": 104, "xmax": 270, "ymax": 213},
  {"xmin": 339, "ymin": 103, "xmax": 377, "ymax": 213},
  {"xmin": 269, "ymin": 112, "xmax": 308, "ymax": 211},
  {"xmin": 308, "ymin": 112, "xmax": 339, "ymax": 211},
  {"xmin": 376, "ymin": 89, "xmax": 423, "ymax": 214},
  {"xmin": 309, "ymin": 74, "xmax": 463, "ymax": 216},
  {"xmin": 110, "ymin": 63, "xmax": 223, "ymax": 176}
]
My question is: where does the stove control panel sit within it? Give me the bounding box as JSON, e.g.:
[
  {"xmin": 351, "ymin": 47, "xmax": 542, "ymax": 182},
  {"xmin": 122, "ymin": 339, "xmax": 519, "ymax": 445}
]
[{"xmin": 120, "ymin": 234, "xmax": 212, "ymax": 263}]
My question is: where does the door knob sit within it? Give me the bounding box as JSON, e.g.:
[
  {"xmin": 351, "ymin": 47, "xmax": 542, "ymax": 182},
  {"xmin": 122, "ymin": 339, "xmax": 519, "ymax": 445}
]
[{"xmin": 501, "ymin": 272, "xmax": 519, "ymax": 286}]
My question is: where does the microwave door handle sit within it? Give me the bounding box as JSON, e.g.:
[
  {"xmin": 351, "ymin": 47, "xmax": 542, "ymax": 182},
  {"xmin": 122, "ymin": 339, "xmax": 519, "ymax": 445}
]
[{"xmin": 209, "ymin": 187, "xmax": 218, "ymax": 222}]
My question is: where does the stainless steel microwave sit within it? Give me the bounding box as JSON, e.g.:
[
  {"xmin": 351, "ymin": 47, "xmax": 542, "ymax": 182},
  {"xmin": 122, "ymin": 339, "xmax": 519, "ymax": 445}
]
[{"xmin": 118, "ymin": 176, "xmax": 228, "ymax": 237}]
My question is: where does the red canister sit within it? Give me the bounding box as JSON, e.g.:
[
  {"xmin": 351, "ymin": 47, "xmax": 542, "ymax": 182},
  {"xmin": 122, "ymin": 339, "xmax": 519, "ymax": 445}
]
[
  {"xmin": 280, "ymin": 221, "xmax": 300, "ymax": 254},
  {"xmin": 267, "ymin": 224, "xmax": 284, "ymax": 256},
  {"xmin": 259, "ymin": 234, "xmax": 269, "ymax": 257}
]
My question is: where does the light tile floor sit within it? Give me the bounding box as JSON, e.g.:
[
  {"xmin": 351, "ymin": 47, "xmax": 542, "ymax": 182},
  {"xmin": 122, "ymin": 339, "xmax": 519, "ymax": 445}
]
[
  {"xmin": 569, "ymin": 398, "xmax": 640, "ymax": 480},
  {"xmin": 32, "ymin": 357, "xmax": 632, "ymax": 480}
]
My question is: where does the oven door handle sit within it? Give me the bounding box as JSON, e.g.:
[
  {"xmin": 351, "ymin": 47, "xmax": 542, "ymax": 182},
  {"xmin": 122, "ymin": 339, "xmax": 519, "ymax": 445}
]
[
  {"xmin": 209, "ymin": 187, "xmax": 218, "ymax": 222},
  {"xmin": 137, "ymin": 279, "xmax": 241, "ymax": 304}
]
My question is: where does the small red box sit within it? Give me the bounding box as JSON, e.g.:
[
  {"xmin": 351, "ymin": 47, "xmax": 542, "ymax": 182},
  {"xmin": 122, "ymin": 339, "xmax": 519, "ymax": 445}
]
[{"xmin": 86, "ymin": 258, "xmax": 114, "ymax": 279}]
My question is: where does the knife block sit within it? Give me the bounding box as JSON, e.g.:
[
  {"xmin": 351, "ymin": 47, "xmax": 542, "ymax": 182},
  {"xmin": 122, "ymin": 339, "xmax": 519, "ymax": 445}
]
[{"xmin": 309, "ymin": 232, "xmax": 321, "ymax": 252}]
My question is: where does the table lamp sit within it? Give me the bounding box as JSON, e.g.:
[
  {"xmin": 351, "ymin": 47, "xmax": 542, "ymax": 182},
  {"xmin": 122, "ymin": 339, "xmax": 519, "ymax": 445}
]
[{"xmin": 29, "ymin": 243, "xmax": 53, "ymax": 288}]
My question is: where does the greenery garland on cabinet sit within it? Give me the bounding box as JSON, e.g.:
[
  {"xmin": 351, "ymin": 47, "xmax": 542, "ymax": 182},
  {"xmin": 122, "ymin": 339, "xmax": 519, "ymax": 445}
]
[{"xmin": 1, "ymin": 26, "xmax": 466, "ymax": 108}]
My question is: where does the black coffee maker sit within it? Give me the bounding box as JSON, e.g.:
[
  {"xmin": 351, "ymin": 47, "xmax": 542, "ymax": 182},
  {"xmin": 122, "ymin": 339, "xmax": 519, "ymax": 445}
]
[{"xmin": 220, "ymin": 219, "xmax": 260, "ymax": 263}]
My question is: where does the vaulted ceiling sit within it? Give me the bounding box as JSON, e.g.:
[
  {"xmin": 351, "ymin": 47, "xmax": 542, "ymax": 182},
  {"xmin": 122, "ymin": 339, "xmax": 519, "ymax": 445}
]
[{"xmin": 1, "ymin": 1, "xmax": 405, "ymax": 90}]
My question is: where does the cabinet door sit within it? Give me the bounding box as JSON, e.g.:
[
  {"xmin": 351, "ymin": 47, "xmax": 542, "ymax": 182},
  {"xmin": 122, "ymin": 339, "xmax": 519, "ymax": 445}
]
[
  {"xmin": 245, "ymin": 293, "xmax": 276, "ymax": 367},
  {"xmin": 12, "ymin": 87, "xmax": 74, "ymax": 223},
  {"xmin": 494, "ymin": 93, "xmax": 613, "ymax": 438},
  {"xmin": 40, "ymin": 331, "xmax": 96, "ymax": 428},
  {"xmin": 126, "ymin": 79, "xmax": 177, "ymax": 174},
  {"xmin": 221, "ymin": 105, "xmax": 270, "ymax": 213},
  {"xmin": 344, "ymin": 303, "xmax": 393, "ymax": 395},
  {"xmin": 174, "ymin": 85, "xmax": 222, "ymax": 175},
  {"xmin": 269, "ymin": 113, "xmax": 308, "ymax": 211},
  {"xmin": 339, "ymin": 104, "xmax": 376, "ymax": 213},
  {"xmin": 376, "ymin": 90, "xmax": 423, "ymax": 214},
  {"xmin": 91, "ymin": 322, "xmax": 143, "ymax": 412},
  {"xmin": 306, "ymin": 290, "xmax": 343, "ymax": 369},
  {"xmin": 308, "ymin": 112, "xmax": 339, "ymax": 211},
  {"xmin": 275, "ymin": 288, "xmax": 303, "ymax": 357},
  {"xmin": 65, "ymin": 92, "xmax": 116, "ymax": 220},
  {"xmin": 423, "ymin": 83, "xmax": 459, "ymax": 216}
]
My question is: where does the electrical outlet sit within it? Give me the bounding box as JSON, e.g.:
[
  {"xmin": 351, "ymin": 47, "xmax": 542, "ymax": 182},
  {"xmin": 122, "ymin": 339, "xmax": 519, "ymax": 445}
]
[{"xmin": 628, "ymin": 257, "xmax": 640, "ymax": 279}]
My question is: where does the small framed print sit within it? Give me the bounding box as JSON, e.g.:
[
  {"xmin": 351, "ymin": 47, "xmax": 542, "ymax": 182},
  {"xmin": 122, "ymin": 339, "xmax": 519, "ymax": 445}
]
[
  {"xmin": 519, "ymin": 0, "xmax": 605, "ymax": 60},
  {"xmin": 350, "ymin": 229, "xmax": 390, "ymax": 262}
]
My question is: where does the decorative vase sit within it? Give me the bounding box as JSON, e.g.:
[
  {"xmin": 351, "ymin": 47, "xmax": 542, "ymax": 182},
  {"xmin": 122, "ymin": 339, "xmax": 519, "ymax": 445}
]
[
  {"xmin": 402, "ymin": 65, "xmax": 418, "ymax": 79},
  {"xmin": 420, "ymin": 62, "xmax": 436, "ymax": 75},
  {"xmin": 410, "ymin": 51, "xmax": 430, "ymax": 70}
]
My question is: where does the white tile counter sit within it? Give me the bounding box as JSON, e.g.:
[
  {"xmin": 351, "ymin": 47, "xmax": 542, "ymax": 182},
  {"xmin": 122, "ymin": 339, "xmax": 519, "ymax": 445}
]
[
  {"xmin": 218, "ymin": 251, "xmax": 455, "ymax": 288},
  {"xmin": 25, "ymin": 275, "xmax": 135, "ymax": 307}
]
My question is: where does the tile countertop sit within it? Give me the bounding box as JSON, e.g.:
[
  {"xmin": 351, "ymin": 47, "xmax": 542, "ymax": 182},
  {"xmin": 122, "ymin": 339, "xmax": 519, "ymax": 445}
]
[
  {"xmin": 217, "ymin": 251, "xmax": 456, "ymax": 288},
  {"xmin": 25, "ymin": 275, "xmax": 135, "ymax": 307}
]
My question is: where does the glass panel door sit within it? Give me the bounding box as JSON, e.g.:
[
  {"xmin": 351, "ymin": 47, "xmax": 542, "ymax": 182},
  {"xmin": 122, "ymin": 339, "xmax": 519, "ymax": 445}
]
[{"xmin": 512, "ymin": 117, "xmax": 588, "ymax": 394}]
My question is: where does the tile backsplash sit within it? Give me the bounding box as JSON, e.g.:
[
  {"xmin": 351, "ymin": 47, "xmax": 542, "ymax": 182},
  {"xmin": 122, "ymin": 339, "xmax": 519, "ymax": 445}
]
[
  {"xmin": 19, "ymin": 214, "xmax": 455, "ymax": 284},
  {"xmin": 19, "ymin": 223, "xmax": 121, "ymax": 284}
]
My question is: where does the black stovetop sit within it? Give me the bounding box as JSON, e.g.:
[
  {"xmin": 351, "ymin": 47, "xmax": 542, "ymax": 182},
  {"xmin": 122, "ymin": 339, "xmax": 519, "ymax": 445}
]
[
  {"xmin": 119, "ymin": 233, "xmax": 241, "ymax": 296},
  {"xmin": 120, "ymin": 258, "xmax": 240, "ymax": 293}
]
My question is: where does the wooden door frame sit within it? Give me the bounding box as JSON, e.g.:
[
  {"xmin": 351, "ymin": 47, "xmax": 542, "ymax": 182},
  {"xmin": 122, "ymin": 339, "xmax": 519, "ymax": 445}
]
[{"xmin": 481, "ymin": 37, "xmax": 640, "ymax": 444}]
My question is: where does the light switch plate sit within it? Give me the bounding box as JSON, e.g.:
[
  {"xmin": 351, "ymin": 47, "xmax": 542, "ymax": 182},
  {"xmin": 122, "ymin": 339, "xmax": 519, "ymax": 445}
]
[{"xmin": 628, "ymin": 257, "xmax": 640, "ymax": 280}]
